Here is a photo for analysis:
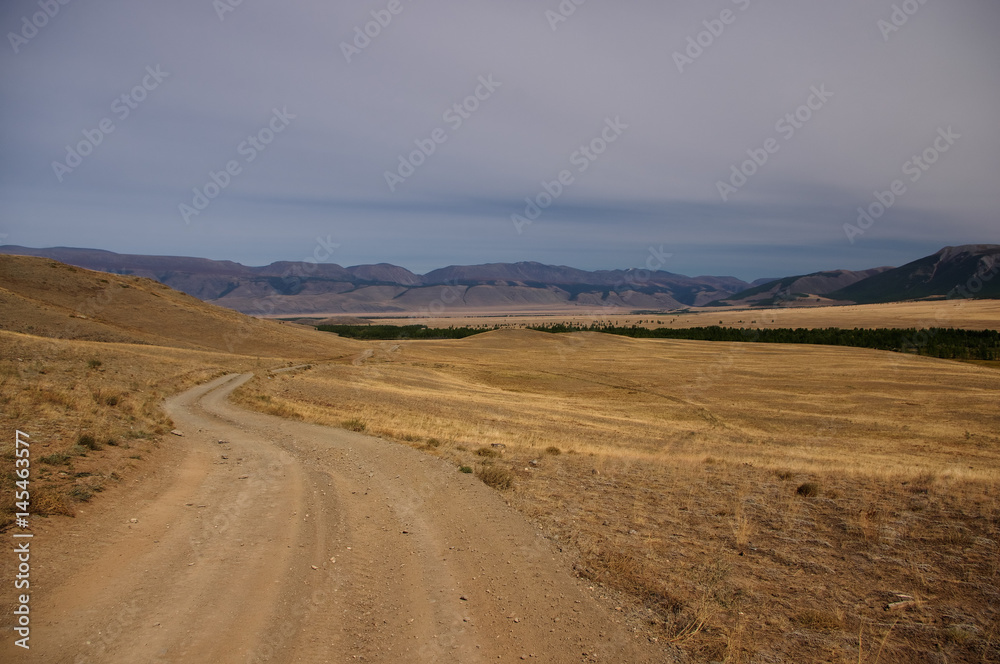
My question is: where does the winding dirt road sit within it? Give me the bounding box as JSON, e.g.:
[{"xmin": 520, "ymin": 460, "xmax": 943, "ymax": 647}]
[{"xmin": 7, "ymin": 374, "xmax": 672, "ymax": 663}]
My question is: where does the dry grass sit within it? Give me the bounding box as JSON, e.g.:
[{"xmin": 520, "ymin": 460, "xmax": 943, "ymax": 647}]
[
  {"xmin": 305, "ymin": 297, "xmax": 1000, "ymax": 332},
  {"xmin": 0, "ymin": 331, "xmax": 264, "ymax": 526},
  {"xmin": 233, "ymin": 329, "xmax": 1000, "ymax": 663},
  {"xmin": 0, "ymin": 256, "xmax": 357, "ymax": 528},
  {"xmin": 4, "ymin": 256, "xmax": 999, "ymax": 661}
]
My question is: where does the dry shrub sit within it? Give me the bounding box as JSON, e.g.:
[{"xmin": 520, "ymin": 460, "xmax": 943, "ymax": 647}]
[
  {"xmin": 796, "ymin": 481, "xmax": 821, "ymax": 498},
  {"xmin": 476, "ymin": 465, "xmax": 513, "ymax": 490},
  {"xmin": 793, "ymin": 608, "xmax": 843, "ymax": 631},
  {"xmin": 341, "ymin": 417, "xmax": 366, "ymax": 432},
  {"xmin": 32, "ymin": 485, "xmax": 75, "ymax": 517}
]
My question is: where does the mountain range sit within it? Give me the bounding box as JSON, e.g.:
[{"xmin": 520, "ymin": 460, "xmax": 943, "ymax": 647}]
[{"xmin": 1, "ymin": 244, "xmax": 996, "ymax": 315}]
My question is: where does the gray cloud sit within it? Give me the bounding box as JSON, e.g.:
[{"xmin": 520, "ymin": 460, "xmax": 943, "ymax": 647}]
[{"xmin": 1, "ymin": 0, "xmax": 996, "ymax": 280}]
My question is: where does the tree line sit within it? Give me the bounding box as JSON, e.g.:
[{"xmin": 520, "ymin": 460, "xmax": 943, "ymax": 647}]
[
  {"xmin": 316, "ymin": 323, "xmax": 1000, "ymax": 360},
  {"xmin": 527, "ymin": 324, "xmax": 1000, "ymax": 360}
]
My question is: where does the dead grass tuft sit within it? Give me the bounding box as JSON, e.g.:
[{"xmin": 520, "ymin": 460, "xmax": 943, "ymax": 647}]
[
  {"xmin": 341, "ymin": 418, "xmax": 366, "ymax": 432},
  {"xmin": 793, "ymin": 608, "xmax": 843, "ymax": 631},
  {"xmin": 796, "ymin": 481, "xmax": 821, "ymax": 498},
  {"xmin": 476, "ymin": 464, "xmax": 513, "ymax": 490}
]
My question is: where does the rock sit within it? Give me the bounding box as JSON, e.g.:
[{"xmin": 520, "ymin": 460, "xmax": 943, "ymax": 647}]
[
  {"xmin": 529, "ymin": 459, "xmax": 540, "ymax": 467},
  {"xmin": 170, "ymin": 430, "xmax": 184, "ymax": 436},
  {"xmin": 129, "ymin": 518, "xmax": 138, "ymax": 523}
]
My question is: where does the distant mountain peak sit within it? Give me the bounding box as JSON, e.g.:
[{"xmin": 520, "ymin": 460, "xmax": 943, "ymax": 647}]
[{"xmin": 1, "ymin": 244, "xmax": 995, "ymax": 314}]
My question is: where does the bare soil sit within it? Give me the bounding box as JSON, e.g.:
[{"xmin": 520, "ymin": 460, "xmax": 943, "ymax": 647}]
[{"xmin": 0, "ymin": 374, "xmax": 674, "ymax": 663}]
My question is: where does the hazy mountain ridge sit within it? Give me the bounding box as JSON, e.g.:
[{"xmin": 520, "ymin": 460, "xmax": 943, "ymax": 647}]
[
  {"xmin": 710, "ymin": 268, "xmax": 893, "ymax": 307},
  {"xmin": 1, "ymin": 244, "xmax": 996, "ymax": 314},
  {"xmin": 828, "ymin": 245, "xmax": 1000, "ymax": 304},
  {"xmin": 714, "ymin": 244, "xmax": 999, "ymax": 307},
  {"xmin": 0, "ymin": 247, "xmax": 749, "ymax": 314}
]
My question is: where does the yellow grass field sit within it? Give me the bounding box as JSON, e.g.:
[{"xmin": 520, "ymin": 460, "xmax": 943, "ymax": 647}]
[
  {"xmin": 232, "ymin": 330, "xmax": 1000, "ymax": 662},
  {"xmin": 294, "ymin": 298, "xmax": 1000, "ymax": 332},
  {"xmin": 3, "ymin": 256, "xmax": 998, "ymax": 662}
]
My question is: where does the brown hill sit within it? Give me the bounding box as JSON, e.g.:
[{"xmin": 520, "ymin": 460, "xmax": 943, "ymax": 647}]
[
  {"xmin": 0, "ymin": 247, "xmax": 749, "ymax": 314},
  {"xmin": 0, "ymin": 255, "xmax": 355, "ymax": 358}
]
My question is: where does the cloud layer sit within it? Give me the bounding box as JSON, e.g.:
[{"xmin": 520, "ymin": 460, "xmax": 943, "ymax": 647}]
[{"xmin": 2, "ymin": 0, "xmax": 997, "ymax": 279}]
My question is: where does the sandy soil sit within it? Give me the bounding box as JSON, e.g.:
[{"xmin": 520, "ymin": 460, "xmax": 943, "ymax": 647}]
[{"xmin": 2, "ymin": 374, "xmax": 673, "ymax": 664}]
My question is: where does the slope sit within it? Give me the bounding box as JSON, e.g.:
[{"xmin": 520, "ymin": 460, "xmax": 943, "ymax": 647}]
[
  {"xmin": 829, "ymin": 244, "xmax": 1000, "ymax": 304},
  {"xmin": 0, "ymin": 254, "xmax": 354, "ymax": 357}
]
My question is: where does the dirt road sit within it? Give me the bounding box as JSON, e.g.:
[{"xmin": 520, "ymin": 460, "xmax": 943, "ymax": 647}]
[{"xmin": 5, "ymin": 374, "xmax": 672, "ymax": 663}]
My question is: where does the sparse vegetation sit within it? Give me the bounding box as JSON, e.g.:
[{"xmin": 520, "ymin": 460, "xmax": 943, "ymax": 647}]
[
  {"xmin": 476, "ymin": 465, "xmax": 513, "ymax": 490},
  {"xmin": 796, "ymin": 481, "xmax": 821, "ymax": 497},
  {"xmin": 475, "ymin": 446, "xmax": 499, "ymax": 458},
  {"xmin": 341, "ymin": 418, "xmax": 367, "ymax": 432},
  {"xmin": 4, "ymin": 254, "xmax": 999, "ymax": 663},
  {"xmin": 40, "ymin": 452, "xmax": 71, "ymax": 465},
  {"xmin": 545, "ymin": 445, "xmax": 562, "ymax": 455},
  {"xmin": 232, "ymin": 328, "xmax": 1000, "ymax": 662}
]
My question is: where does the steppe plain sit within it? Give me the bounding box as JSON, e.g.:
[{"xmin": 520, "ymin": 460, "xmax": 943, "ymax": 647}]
[{"xmin": 1, "ymin": 256, "xmax": 998, "ymax": 663}]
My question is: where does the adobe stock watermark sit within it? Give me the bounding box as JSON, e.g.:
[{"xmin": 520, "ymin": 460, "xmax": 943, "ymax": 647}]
[
  {"xmin": 552, "ymin": 244, "xmax": 674, "ymax": 363},
  {"xmin": 7, "ymin": 0, "xmax": 73, "ymax": 54},
  {"xmin": 843, "ymin": 126, "xmax": 959, "ymax": 243},
  {"xmin": 341, "ymin": 0, "xmax": 413, "ymax": 63},
  {"xmin": 673, "ymin": 0, "xmax": 751, "ymax": 74},
  {"xmin": 716, "ymin": 84, "xmax": 833, "ymax": 202},
  {"xmin": 545, "ymin": 0, "xmax": 587, "ymax": 32},
  {"xmin": 221, "ymin": 234, "xmax": 340, "ymax": 351},
  {"xmin": 178, "ymin": 107, "xmax": 295, "ymax": 224},
  {"xmin": 383, "ymin": 74, "xmax": 501, "ymax": 192},
  {"xmin": 511, "ymin": 116, "xmax": 629, "ymax": 234},
  {"xmin": 878, "ymin": 0, "xmax": 929, "ymax": 42},
  {"xmin": 213, "ymin": 0, "xmax": 246, "ymax": 22},
  {"xmin": 52, "ymin": 65, "xmax": 170, "ymax": 183}
]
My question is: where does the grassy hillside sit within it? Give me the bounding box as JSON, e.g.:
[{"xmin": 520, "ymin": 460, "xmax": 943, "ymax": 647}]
[
  {"xmin": 0, "ymin": 254, "xmax": 354, "ymax": 357},
  {"xmin": 831, "ymin": 246, "xmax": 1000, "ymax": 304},
  {"xmin": 232, "ymin": 329, "xmax": 1000, "ymax": 662},
  {"xmin": 0, "ymin": 255, "xmax": 357, "ymax": 527},
  {"xmin": 2, "ymin": 256, "xmax": 998, "ymax": 661}
]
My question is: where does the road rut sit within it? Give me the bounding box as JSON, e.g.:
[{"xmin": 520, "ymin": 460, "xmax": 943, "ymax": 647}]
[{"xmin": 7, "ymin": 374, "xmax": 671, "ymax": 663}]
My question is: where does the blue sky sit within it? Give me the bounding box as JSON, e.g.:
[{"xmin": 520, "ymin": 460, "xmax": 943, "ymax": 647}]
[{"xmin": 1, "ymin": 1, "xmax": 997, "ymax": 280}]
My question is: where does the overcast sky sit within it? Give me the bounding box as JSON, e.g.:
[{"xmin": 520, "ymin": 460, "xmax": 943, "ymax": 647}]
[{"xmin": 1, "ymin": 1, "xmax": 997, "ymax": 280}]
